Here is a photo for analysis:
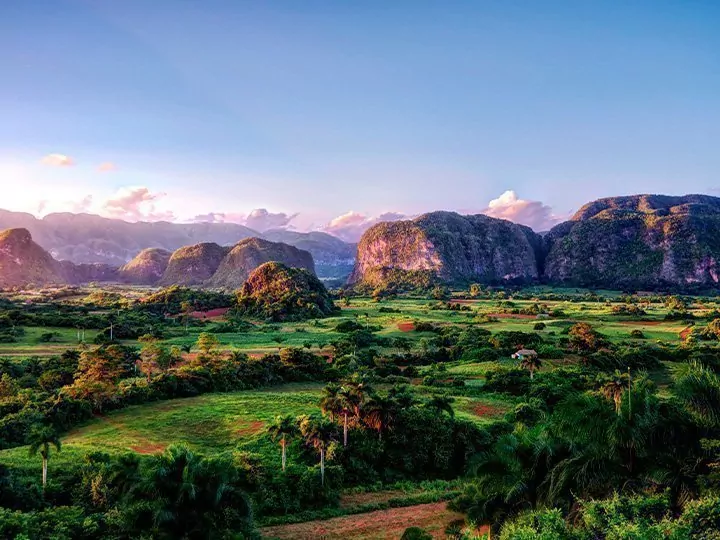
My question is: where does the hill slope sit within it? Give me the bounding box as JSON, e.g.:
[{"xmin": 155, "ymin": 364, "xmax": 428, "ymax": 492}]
[
  {"xmin": 118, "ymin": 248, "xmax": 173, "ymax": 285},
  {"xmin": 0, "ymin": 229, "xmax": 65, "ymax": 288},
  {"xmin": 159, "ymin": 243, "xmax": 229, "ymax": 286},
  {"xmin": 236, "ymin": 262, "xmax": 339, "ymax": 321},
  {"xmin": 349, "ymin": 211, "xmax": 542, "ymax": 287},
  {"xmin": 207, "ymin": 238, "xmax": 315, "ymax": 289},
  {"xmin": 544, "ymin": 194, "xmax": 720, "ymax": 288}
]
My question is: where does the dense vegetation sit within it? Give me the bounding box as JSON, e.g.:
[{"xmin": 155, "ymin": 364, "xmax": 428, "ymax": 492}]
[{"xmin": 0, "ymin": 283, "xmax": 719, "ymax": 538}]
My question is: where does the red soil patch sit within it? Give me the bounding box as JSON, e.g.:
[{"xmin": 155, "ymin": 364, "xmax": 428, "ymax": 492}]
[
  {"xmin": 130, "ymin": 443, "xmax": 166, "ymax": 455},
  {"xmin": 260, "ymin": 501, "xmax": 467, "ymax": 540},
  {"xmin": 680, "ymin": 326, "xmax": 693, "ymax": 340},
  {"xmin": 236, "ymin": 420, "xmax": 265, "ymax": 437},
  {"xmin": 619, "ymin": 320, "xmax": 663, "ymax": 326},
  {"xmin": 189, "ymin": 307, "xmax": 230, "ymax": 319},
  {"xmin": 471, "ymin": 403, "xmax": 504, "ymax": 418},
  {"xmin": 397, "ymin": 321, "xmax": 415, "ymax": 332},
  {"xmin": 486, "ymin": 313, "xmax": 536, "ymax": 319}
]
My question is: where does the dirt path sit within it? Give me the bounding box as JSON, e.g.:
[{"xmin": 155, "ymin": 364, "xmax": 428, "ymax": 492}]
[
  {"xmin": 260, "ymin": 502, "xmax": 466, "ymax": 539},
  {"xmin": 397, "ymin": 321, "xmax": 415, "ymax": 332}
]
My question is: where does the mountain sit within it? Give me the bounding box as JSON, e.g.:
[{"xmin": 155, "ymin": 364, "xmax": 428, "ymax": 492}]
[
  {"xmin": 262, "ymin": 230, "xmax": 356, "ymax": 279},
  {"xmin": 236, "ymin": 262, "xmax": 339, "ymax": 321},
  {"xmin": 159, "ymin": 243, "xmax": 229, "ymax": 286},
  {"xmin": 118, "ymin": 248, "xmax": 173, "ymax": 285},
  {"xmin": 544, "ymin": 194, "xmax": 720, "ymax": 288},
  {"xmin": 0, "ymin": 210, "xmax": 355, "ymax": 279},
  {"xmin": 0, "ymin": 210, "xmax": 259, "ymax": 266},
  {"xmin": 207, "ymin": 238, "xmax": 315, "ymax": 289},
  {"xmin": 349, "ymin": 211, "xmax": 542, "ymax": 288},
  {"xmin": 0, "ymin": 228, "xmax": 65, "ymax": 288}
]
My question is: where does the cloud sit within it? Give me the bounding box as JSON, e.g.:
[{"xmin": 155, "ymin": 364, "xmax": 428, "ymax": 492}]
[
  {"xmin": 245, "ymin": 208, "xmax": 298, "ymax": 231},
  {"xmin": 102, "ymin": 187, "xmax": 174, "ymax": 222},
  {"xmin": 41, "ymin": 153, "xmax": 74, "ymax": 167},
  {"xmin": 73, "ymin": 195, "xmax": 94, "ymax": 213},
  {"xmin": 191, "ymin": 208, "xmax": 297, "ymax": 232},
  {"xmin": 321, "ymin": 211, "xmax": 407, "ymax": 242},
  {"xmin": 480, "ymin": 190, "xmax": 562, "ymax": 231},
  {"xmin": 98, "ymin": 162, "xmax": 117, "ymax": 172}
]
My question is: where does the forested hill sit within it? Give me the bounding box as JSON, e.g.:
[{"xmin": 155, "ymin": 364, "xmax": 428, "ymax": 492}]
[{"xmin": 351, "ymin": 193, "xmax": 720, "ymax": 291}]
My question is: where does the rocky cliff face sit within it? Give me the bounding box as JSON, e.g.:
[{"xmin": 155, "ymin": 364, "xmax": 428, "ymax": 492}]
[
  {"xmin": 0, "ymin": 229, "xmax": 65, "ymax": 288},
  {"xmin": 118, "ymin": 248, "xmax": 172, "ymax": 285},
  {"xmin": 159, "ymin": 243, "xmax": 229, "ymax": 286},
  {"xmin": 207, "ymin": 238, "xmax": 315, "ymax": 289},
  {"xmin": 350, "ymin": 212, "xmax": 541, "ymax": 287},
  {"xmin": 544, "ymin": 194, "xmax": 720, "ymax": 288}
]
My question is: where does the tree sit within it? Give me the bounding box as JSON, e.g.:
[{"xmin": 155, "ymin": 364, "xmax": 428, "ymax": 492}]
[
  {"xmin": 469, "ymin": 283, "xmax": 482, "ymax": 297},
  {"xmin": 363, "ymin": 394, "xmax": 398, "ymax": 440},
  {"xmin": 600, "ymin": 370, "xmax": 629, "ymax": 415},
  {"xmin": 568, "ymin": 322, "xmax": 607, "ymax": 353},
  {"xmin": 298, "ymin": 415, "xmax": 337, "ymax": 486},
  {"xmin": 424, "ymin": 395, "xmax": 455, "ymax": 418},
  {"xmin": 180, "ymin": 301, "xmax": 193, "ymax": 334},
  {"xmin": 673, "ymin": 361, "xmax": 720, "ymax": 428},
  {"xmin": 0, "ymin": 373, "xmax": 18, "ymax": 398},
  {"xmin": 137, "ymin": 339, "xmax": 172, "ymax": 381},
  {"xmin": 66, "ymin": 346, "xmax": 125, "ymax": 412},
  {"xmin": 27, "ymin": 425, "xmax": 61, "ymax": 490},
  {"xmin": 519, "ymin": 355, "xmax": 542, "ymax": 380},
  {"xmin": 267, "ymin": 415, "xmax": 298, "ymax": 471},
  {"xmin": 320, "ymin": 383, "xmax": 353, "ymax": 446},
  {"xmin": 195, "ymin": 332, "xmax": 220, "ymax": 365},
  {"xmin": 137, "ymin": 445, "xmax": 253, "ymax": 538}
]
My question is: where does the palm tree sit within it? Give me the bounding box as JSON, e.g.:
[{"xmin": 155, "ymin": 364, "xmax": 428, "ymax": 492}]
[
  {"xmin": 319, "ymin": 383, "xmax": 343, "ymax": 422},
  {"xmin": 139, "ymin": 445, "xmax": 252, "ymax": 538},
  {"xmin": 600, "ymin": 370, "xmax": 629, "ymax": 415},
  {"xmin": 425, "ymin": 395, "xmax": 455, "ymax": 418},
  {"xmin": 519, "ymin": 355, "xmax": 542, "ymax": 380},
  {"xmin": 267, "ymin": 415, "xmax": 298, "ymax": 471},
  {"xmin": 27, "ymin": 425, "xmax": 61, "ymax": 490},
  {"xmin": 673, "ymin": 361, "xmax": 720, "ymax": 428},
  {"xmin": 363, "ymin": 394, "xmax": 397, "ymax": 440},
  {"xmin": 298, "ymin": 415, "xmax": 337, "ymax": 486}
]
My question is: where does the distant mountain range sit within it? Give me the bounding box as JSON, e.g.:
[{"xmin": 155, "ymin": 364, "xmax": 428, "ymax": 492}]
[
  {"xmin": 0, "ymin": 228, "xmax": 319, "ymax": 290},
  {"xmin": 3, "ymin": 194, "xmax": 719, "ymax": 292},
  {"xmin": 0, "ymin": 209, "xmax": 356, "ymax": 279}
]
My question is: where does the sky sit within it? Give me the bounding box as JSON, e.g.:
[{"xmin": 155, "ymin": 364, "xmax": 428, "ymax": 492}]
[{"xmin": 1, "ymin": 0, "xmax": 719, "ymax": 240}]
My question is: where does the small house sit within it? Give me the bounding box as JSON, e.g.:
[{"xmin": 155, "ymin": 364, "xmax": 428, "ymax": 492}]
[{"xmin": 511, "ymin": 348, "xmax": 538, "ymax": 360}]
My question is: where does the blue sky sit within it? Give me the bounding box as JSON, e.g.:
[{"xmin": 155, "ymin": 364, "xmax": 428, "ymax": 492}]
[{"xmin": 1, "ymin": 0, "xmax": 719, "ymax": 237}]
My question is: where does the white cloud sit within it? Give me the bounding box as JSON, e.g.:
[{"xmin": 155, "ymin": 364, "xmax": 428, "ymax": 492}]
[
  {"xmin": 191, "ymin": 208, "xmax": 297, "ymax": 232},
  {"xmin": 321, "ymin": 211, "xmax": 407, "ymax": 242},
  {"xmin": 41, "ymin": 153, "xmax": 74, "ymax": 167},
  {"xmin": 480, "ymin": 190, "xmax": 562, "ymax": 231},
  {"xmin": 102, "ymin": 187, "xmax": 175, "ymax": 222}
]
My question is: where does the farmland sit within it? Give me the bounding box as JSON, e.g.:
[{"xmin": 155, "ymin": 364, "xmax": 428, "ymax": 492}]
[{"xmin": 0, "ymin": 284, "xmax": 719, "ymax": 538}]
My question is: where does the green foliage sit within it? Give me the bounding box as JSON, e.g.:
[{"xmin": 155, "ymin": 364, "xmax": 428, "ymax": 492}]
[{"xmin": 235, "ymin": 262, "xmax": 339, "ymax": 321}]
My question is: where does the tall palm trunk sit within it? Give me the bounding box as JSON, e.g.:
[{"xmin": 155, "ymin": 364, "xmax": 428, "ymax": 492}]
[
  {"xmin": 343, "ymin": 412, "xmax": 348, "ymax": 446},
  {"xmin": 281, "ymin": 436, "xmax": 287, "ymax": 471},
  {"xmin": 320, "ymin": 447, "xmax": 325, "ymax": 486},
  {"xmin": 41, "ymin": 453, "xmax": 47, "ymax": 489},
  {"xmin": 530, "ymin": 368, "xmax": 534, "ymax": 380}
]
